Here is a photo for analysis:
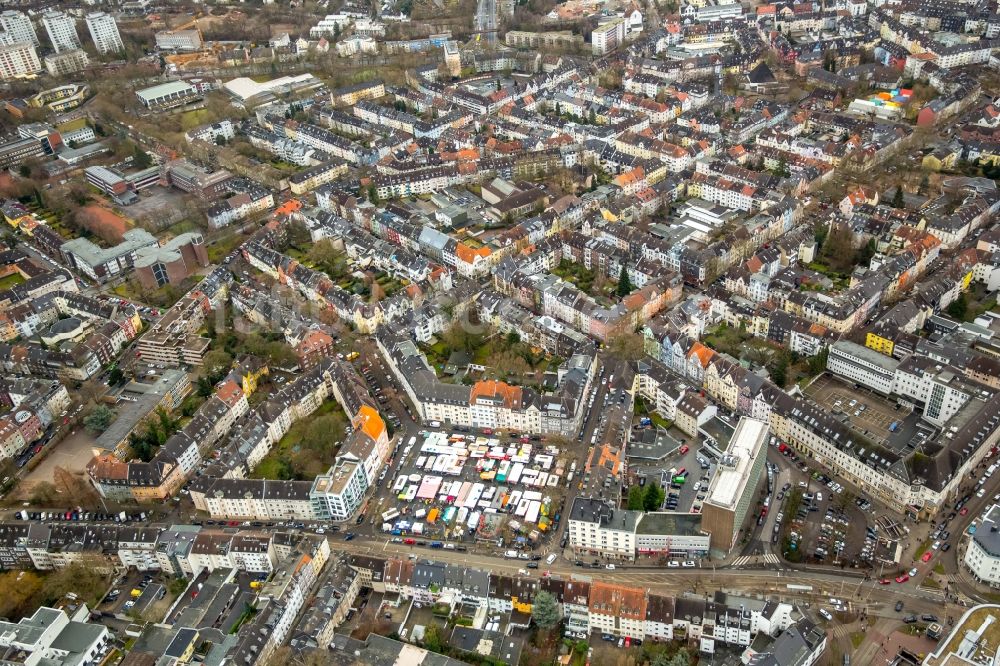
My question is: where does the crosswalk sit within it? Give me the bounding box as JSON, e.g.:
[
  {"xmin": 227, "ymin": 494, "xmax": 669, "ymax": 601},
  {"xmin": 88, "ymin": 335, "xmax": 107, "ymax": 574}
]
[{"xmin": 730, "ymin": 554, "xmax": 781, "ymax": 567}]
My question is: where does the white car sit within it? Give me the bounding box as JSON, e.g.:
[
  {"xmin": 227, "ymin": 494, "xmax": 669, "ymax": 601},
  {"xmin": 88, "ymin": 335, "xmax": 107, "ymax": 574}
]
[
  {"xmin": 909, "ymin": 567, "xmax": 919, "ymax": 577},
  {"xmin": 606, "ymin": 564, "xmax": 616, "ymax": 570},
  {"xmin": 932, "ymin": 541, "xmax": 941, "ymax": 550},
  {"xmin": 682, "ymin": 561, "xmax": 696, "ymax": 568},
  {"xmin": 667, "ymin": 561, "xmax": 680, "ymax": 568}
]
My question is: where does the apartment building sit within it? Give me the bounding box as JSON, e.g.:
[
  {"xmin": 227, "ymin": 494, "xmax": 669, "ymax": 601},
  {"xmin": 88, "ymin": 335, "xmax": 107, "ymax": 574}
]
[
  {"xmin": 0, "ymin": 11, "xmax": 38, "ymax": 47},
  {"xmin": 85, "ymin": 12, "xmax": 123, "ymax": 54},
  {"xmin": 964, "ymin": 504, "xmax": 1000, "ymax": 587},
  {"xmin": 378, "ymin": 329, "xmax": 595, "ymax": 437},
  {"xmin": 43, "ymin": 49, "xmax": 88, "ymax": 76},
  {"xmin": 0, "ymin": 42, "xmax": 39, "ymax": 79},
  {"xmin": 41, "ymin": 11, "xmax": 80, "ymax": 53},
  {"xmin": 592, "ymin": 18, "xmax": 625, "ymax": 55},
  {"xmin": 567, "ymin": 498, "xmax": 640, "ymax": 561}
]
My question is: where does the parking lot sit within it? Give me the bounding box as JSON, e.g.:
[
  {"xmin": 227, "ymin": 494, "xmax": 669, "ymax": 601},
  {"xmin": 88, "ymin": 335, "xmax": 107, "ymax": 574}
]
[
  {"xmin": 769, "ymin": 441, "xmax": 877, "ymax": 568},
  {"xmin": 631, "ymin": 442, "xmax": 716, "ymax": 515},
  {"xmin": 806, "ymin": 375, "xmax": 905, "ymax": 446}
]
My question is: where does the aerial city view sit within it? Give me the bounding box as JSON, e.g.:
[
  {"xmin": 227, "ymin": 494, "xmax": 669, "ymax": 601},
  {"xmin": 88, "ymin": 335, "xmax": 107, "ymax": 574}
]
[{"xmin": 2, "ymin": 0, "xmax": 1000, "ymax": 665}]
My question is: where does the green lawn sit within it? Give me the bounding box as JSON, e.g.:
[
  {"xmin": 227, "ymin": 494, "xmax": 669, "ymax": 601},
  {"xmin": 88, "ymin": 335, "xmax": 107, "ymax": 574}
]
[
  {"xmin": 207, "ymin": 234, "xmax": 245, "ymax": 263},
  {"xmin": 0, "ymin": 272, "xmax": 25, "ymax": 290},
  {"xmin": 250, "ymin": 399, "xmax": 347, "ymax": 480},
  {"xmin": 650, "ymin": 413, "xmax": 672, "ymax": 429}
]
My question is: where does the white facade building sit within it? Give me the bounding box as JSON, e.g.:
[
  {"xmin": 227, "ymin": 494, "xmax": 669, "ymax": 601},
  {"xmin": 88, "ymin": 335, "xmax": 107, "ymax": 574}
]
[
  {"xmin": 85, "ymin": 12, "xmax": 124, "ymax": 55},
  {"xmin": 965, "ymin": 504, "xmax": 1000, "ymax": 587},
  {"xmin": 827, "ymin": 340, "xmax": 899, "ymax": 395},
  {"xmin": 592, "ymin": 18, "xmax": 625, "ymax": 55},
  {"xmin": 567, "ymin": 497, "xmax": 640, "ymax": 561},
  {"xmin": 42, "ymin": 11, "xmax": 81, "ymax": 53},
  {"xmin": 0, "ymin": 11, "xmax": 39, "ymax": 47}
]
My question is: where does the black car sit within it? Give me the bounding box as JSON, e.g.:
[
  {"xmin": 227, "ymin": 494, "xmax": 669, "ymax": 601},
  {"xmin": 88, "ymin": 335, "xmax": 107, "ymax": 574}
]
[
  {"xmin": 903, "ymin": 616, "xmax": 917, "ymax": 624},
  {"xmin": 356, "ymin": 514, "xmax": 366, "ymax": 525},
  {"xmin": 921, "ymin": 614, "xmax": 938, "ymax": 623},
  {"xmin": 574, "ymin": 560, "xmax": 584, "ymax": 566},
  {"xmin": 895, "ymin": 601, "xmax": 904, "ymax": 612},
  {"xmin": 942, "ymin": 543, "xmax": 951, "ymax": 552},
  {"xmin": 527, "ymin": 562, "xmax": 539, "ymax": 569}
]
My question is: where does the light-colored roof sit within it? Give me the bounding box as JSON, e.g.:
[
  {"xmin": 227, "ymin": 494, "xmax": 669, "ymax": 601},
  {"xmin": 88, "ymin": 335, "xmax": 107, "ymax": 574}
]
[
  {"xmin": 705, "ymin": 417, "xmax": 768, "ymax": 510},
  {"xmin": 136, "ymin": 80, "xmax": 197, "ymax": 101}
]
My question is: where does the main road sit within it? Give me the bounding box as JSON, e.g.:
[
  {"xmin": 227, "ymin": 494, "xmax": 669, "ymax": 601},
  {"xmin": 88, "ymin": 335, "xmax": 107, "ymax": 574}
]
[{"xmin": 327, "ymin": 533, "xmax": 964, "ymax": 622}]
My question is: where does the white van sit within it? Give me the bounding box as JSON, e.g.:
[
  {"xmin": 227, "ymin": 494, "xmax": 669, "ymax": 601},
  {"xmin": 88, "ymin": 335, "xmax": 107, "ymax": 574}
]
[{"xmin": 546, "ymin": 553, "xmax": 558, "ymax": 564}]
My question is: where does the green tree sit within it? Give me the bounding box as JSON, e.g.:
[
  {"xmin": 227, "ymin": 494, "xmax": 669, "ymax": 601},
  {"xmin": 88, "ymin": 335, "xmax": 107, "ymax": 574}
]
[
  {"xmin": 856, "ymin": 238, "xmax": 877, "ymax": 267},
  {"xmin": 774, "ymin": 157, "xmax": 790, "ymax": 178},
  {"xmin": 643, "ymin": 482, "xmax": 665, "ymax": 512},
  {"xmin": 107, "ymin": 366, "xmax": 125, "ymax": 386},
  {"xmin": 83, "ymin": 405, "xmax": 115, "ymax": 434},
  {"xmin": 531, "ymin": 590, "xmax": 560, "ymax": 633},
  {"xmin": 617, "ymin": 265, "xmax": 633, "ymax": 296},
  {"xmin": 201, "ymin": 349, "xmax": 233, "ymax": 378},
  {"xmin": 367, "ymin": 184, "xmax": 379, "ymax": 203},
  {"xmin": 918, "ymin": 172, "xmax": 929, "ymax": 195},
  {"xmin": 947, "ymin": 294, "xmax": 968, "ymax": 320},
  {"xmin": 668, "ymin": 648, "xmax": 692, "ymax": 666},
  {"xmin": 588, "ymin": 108, "xmax": 597, "ymax": 124},
  {"xmin": 132, "ymin": 145, "xmax": 152, "ymax": 169},
  {"xmin": 814, "ymin": 223, "xmax": 828, "ymax": 248},
  {"xmin": 627, "ymin": 485, "xmax": 644, "ymax": 510},
  {"xmin": 422, "ymin": 624, "xmax": 445, "ymax": 653},
  {"xmin": 891, "ymin": 186, "xmax": 905, "ymax": 208},
  {"xmin": 652, "ymin": 654, "xmax": 671, "ymax": 666},
  {"xmin": 769, "ymin": 352, "xmax": 790, "ymax": 387},
  {"xmin": 807, "ymin": 346, "xmax": 829, "ymax": 375}
]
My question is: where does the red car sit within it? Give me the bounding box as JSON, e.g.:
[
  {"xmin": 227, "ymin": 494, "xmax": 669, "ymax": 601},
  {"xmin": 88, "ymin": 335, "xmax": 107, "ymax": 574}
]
[
  {"xmin": 403, "ymin": 538, "xmax": 416, "ymax": 545},
  {"xmin": 895, "ymin": 574, "xmax": 909, "ymax": 583},
  {"xmin": 679, "ymin": 445, "xmax": 689, "ymax": 454},
  {"xmin": 921, "ymin": 552, "xmax": 933, "ymax": 562},
  {"xmin": 879, "ymin": 579, "xmax": 891, "ymax": 585}
]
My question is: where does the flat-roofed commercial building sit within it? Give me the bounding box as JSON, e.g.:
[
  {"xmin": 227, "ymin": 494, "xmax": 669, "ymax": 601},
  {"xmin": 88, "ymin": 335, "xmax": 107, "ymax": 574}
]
[
  {"xmin": 701, "ymin": 417, "xmax": 768, "ymax": 554},
  {"xmin": 634, "ymin": 513, "xmax": 710, "ymax": 558},
  {"xmin": 135, "ymin": 80, "xmax": 199, "ymax": 110},
  {"xmin": 827, "ymin": 339, "xmax": 899, "ymax": 395}
]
